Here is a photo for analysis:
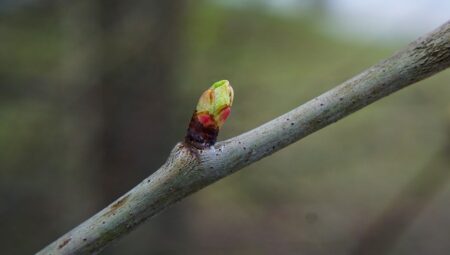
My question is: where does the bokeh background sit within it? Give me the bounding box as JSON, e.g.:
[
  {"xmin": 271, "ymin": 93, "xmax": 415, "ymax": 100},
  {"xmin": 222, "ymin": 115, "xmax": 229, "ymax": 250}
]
[{"xmin": 1, "ymin": 0, "xmax": 450, "ymax": 254}]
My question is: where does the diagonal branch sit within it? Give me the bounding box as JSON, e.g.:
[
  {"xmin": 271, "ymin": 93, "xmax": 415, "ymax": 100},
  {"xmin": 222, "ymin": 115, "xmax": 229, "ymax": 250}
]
[{"xmin": 37, "ymin": 20, "xmax": 450, "ymax": 255}]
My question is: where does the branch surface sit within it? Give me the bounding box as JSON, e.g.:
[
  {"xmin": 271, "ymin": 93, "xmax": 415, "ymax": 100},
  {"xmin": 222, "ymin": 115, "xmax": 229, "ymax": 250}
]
[{"xmin": 37, "ymin": 20, "xmax": 450, "ymax": 255}]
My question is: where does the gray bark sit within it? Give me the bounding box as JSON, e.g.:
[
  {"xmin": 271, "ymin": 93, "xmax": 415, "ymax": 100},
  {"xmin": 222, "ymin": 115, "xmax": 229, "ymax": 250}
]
[{"xmin": 36, "ymin": 20, "xmax": 450, "ymax": 255}]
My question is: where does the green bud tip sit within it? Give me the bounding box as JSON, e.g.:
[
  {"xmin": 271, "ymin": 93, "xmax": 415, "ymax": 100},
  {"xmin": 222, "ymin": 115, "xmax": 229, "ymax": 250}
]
[{"xmin": 185, "ymin": 80, "xmax": 234, "ymax": 148}]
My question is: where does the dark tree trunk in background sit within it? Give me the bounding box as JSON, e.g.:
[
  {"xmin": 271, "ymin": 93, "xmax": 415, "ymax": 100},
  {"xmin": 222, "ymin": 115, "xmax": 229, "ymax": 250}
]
[
  {"xmin": 95, "ymin": 0, "xmax": 185, "ymax": 200},
  {"xmin": 90, "ymin": 1, "xmax": 189, "ymax": 253}
]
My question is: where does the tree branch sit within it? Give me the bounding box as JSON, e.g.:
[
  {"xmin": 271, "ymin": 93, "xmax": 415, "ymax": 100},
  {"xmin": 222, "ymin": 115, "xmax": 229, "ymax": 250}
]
[{"xmin": 37, "ymin": 20, "xmax": 450, "ymax": 255}]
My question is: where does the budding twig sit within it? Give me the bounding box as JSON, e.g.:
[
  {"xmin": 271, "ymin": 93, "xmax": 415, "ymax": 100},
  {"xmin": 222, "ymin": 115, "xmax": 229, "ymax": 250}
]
[{"xmin": 36, "ymin": 20, "xmax": 450, "ymax": 255}]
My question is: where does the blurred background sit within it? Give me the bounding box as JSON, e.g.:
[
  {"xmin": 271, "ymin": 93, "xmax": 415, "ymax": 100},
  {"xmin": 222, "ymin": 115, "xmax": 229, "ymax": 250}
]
[{"xmin": 1, "ymin": 0, "xmax": 449, "ymax": 254}]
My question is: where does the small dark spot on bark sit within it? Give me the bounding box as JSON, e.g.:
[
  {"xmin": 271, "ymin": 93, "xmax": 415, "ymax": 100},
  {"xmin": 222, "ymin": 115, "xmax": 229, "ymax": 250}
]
[
  {"xmin": 286, "ymin": 118, "xmax": 290, "ymax": 121},
  {"xmin": 291, "ymin": 123, "xmax": 294, "ymax": 126},
  {"xmin": 320, "ymin": 103, "xmax": 324, "ymax": 106},
  {"xmin": 58, "ymin": 238, "xmax": 72, "ymax": 249},
  {"xmin": 209, "ymin": 166, "xmax": 214, "ymax": 169},
  {"xmin": 339, "ymin": 97, "xmax": 343, "ymax": 101},
  {"xmin": 83, "ymin": 238, "xmax": 87, "ymax": 242},
  {"xmin": 272, "ymin": 146, "xmax": 275, "ymax": 150},
  {"xmin": 243, "ymin": 147, "xmax": 246, "ymax": 150},
  {"xmin": 103, "ymin": 194, "xmax": 130, "ymax": 217},
  {"xmin": 102, "ymin": 221, "xmax": 106, "ymax": 224}
]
